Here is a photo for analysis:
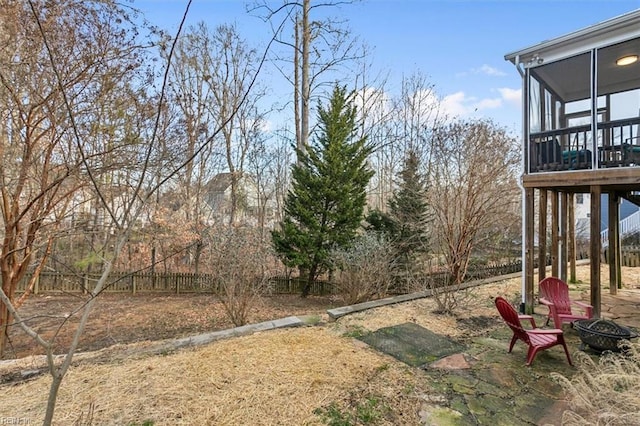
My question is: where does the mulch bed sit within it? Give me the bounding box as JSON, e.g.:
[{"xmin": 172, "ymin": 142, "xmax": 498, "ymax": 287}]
[{"xmin": 3, "ymin": 292, "xmax": 338, "ymax": 360}]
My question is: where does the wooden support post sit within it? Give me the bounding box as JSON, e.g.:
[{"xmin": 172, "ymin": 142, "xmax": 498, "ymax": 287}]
[
  {"xmin": 538, "ymin": 190, "xmax": 548, "ymax": 284},
  {"xmin": 560, "ymin": 191, "xmax": 568, "ymax": 283},
  {"xmin": 609, "ymin": 192, "xmax": 620, "ymax": 294},
  {"xmin": 551, "ymin": 190, "xmax": 559, "ymax": 278},
  {"xmin": 525, "ymin": 187, "xmax": 535, "ymax": 314},
  {"xmin": 568, "ymin": 193, "xmax": 576, "ymax": 283},
  {"xmin": 590, "ymin": 185, "xmax": 602, "ymax": 318}
]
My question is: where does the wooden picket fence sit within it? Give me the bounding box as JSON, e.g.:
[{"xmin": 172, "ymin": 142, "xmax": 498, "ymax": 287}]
[
  {"xmin": 15, "ymin": 259, "xmax": 533, "ymax": 296},
  {"xmin": 602, "ymin": 246, "xmax": 640, "ymax": 267},
  {"xmin": 14, "ymin": 254, "xmax": 639, "ymax": 297},
  {"xmin": 17, "ymin": 271, "xmax": 216, "ymax": 295},
  {"xmin": 16, "ymin": 271, "xmax": 336, "ymax": 296}
]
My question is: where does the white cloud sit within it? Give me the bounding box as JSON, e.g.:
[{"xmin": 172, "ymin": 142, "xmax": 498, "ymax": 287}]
[
  {"xmin": 475, "ymin": 97, "xmax": 502, "ymax": 110},
  {"xmin": 457, "ymin": 64, "xmax": 508, "ymax": 78},
  {"xmin": 441, "ymin": 91, "xmax": 471, "ymax": 117},
  {"xmin": 441, "ymin": 91, "xmax": 503, "ymax": 119},
  {"xmin": 354, "ymin": 86, "xmax": 391, "ymax": 117},
  {"xmin": 497, "ymin": 87, "xmax": 521, "ymax": 106},
  {"xmin": 476, "ymin": 64, "xmax": 507, "ymax": 77},
  {"xmin": 259, "ymin": 118, "xmax": 273, "ymax": 133}
]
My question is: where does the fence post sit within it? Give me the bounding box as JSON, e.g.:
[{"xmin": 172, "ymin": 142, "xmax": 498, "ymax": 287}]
[
  {"xmin": 34, "ymin": 274, "xmax": 39, "ymax": 295},
  {"xmin": 131, "ymin": 274, "xmax": 136, "ymax": 295},
  {"xmin": 176, "ymin": 273, "xmax": 180, "ymax": 295}
]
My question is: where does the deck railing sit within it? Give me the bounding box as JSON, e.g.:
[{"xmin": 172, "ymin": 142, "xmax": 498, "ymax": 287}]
[
  {"xmin": 529, "ymin": 124, "xmax": 592, "ymax": 172},
  {"xmin": 598, "ymin": 118, "xmax": 640, "ymax": 167},
  {"xmin": 528, "ymin": 117, "xmax": 640, "ymax": 173}
]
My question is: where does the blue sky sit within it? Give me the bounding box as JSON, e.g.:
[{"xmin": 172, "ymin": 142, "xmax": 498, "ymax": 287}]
[{"xmin": 135, "ymin": 0, "xmax": 640, "ymax": 134}]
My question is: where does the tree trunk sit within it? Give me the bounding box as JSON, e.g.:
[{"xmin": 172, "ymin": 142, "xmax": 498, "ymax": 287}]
[
  {"xmin": 0, "ymin": 302, "xmax": 11, "ymax": 356},
  {"xmin": 43, "ymin": 371, "xmax": 64, "ymax": 425},
  {"xmin": 300, "ymin": 0, "xmax": 310, "ymax": 153},
  {"xmin": 302, "ymin": 265, "xmax": 315, "ymax": 298},
  {"xmin": 294, "ymin": 13, "xmax": 301, "ymax": 160}
]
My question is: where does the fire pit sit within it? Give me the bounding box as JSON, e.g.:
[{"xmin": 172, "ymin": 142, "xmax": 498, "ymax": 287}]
[{"xmin": 574, "ymin": 319, "xmax": 638, "ymax": 353}]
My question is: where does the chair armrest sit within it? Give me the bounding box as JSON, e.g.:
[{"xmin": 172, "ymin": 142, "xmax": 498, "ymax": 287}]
[
  {"xmin": 539, "ymin": 298, "xmax": 553, "ymax": 306},
  {"xmin": 518, "ymin": 314, "xmax": 537, "ymax": 328},
  {"xmin": 571, "ymin": 300, "xmax": 594, "ymax": 318},
  {"xmin": 572, "ymin": 300, "xmax": 593, "ymax": 309},
  {"xmin": 529, "ymin": 328, "xmax": 563, "ymax": 335}
]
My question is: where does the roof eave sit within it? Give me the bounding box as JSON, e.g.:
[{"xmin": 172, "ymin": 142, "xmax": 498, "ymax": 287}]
[{"xmin": 505, "ymin": 9, "xmax": 640, "ymax": 65}]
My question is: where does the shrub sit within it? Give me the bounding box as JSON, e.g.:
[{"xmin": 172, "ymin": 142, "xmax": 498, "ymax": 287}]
[
  {"xmin": 330, "ymin": 233, "xmax": 394, "ymax": 305},
  {"xmin": 206, "ymin": 226, "xmax": 276, "ymax": 326}
]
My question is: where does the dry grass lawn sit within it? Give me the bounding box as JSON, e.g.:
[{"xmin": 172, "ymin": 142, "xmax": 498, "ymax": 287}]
[{"xmin": 1, "ymin": 265, "xmax": 639, "ymax": 425}]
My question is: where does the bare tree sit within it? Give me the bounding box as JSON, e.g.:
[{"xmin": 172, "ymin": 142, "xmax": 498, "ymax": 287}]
[
  {"xmin": 0, "ymin": 1, "xmax": 162, "ymax": 423},
  {"xmin": 165, "ymin": 22, "xmax": 224, "ymax": 272},
  {"xmin": 0, "ymin": 0, "xmax": 280, "ymax": 423},
  {"xmin": 0, "ymin": 0, "xmax": 148, "ymax": 356},
  {"xmin": 251, "ymin": 0, "xmax": 362, "ymax": 158},
  {"xmin": 206, "ymin": 23, "xmax": 267, "ymax": 226},
  {"xmin": 206, "ymin": 226, "xmax": 277, "ymax": 326},
  {"xmin": 428, "ymin": 119, "xmax": 520, "ymax": 288},
  {"xmin": 246, "ymin": 133, "xmax": 288, "ymax": 235},
  {"xmin": 362, "ymin": 71, "xmax": 444, "ymax": 211}
]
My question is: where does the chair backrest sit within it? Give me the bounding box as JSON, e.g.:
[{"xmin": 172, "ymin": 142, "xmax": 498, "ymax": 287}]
[
  {"xmin": 495, "ymin": 297, "xmax": 530, "ymax": 344},
  {"xmin": 539, "ymin": 277, "xmax": 572, "ymax": 315}
]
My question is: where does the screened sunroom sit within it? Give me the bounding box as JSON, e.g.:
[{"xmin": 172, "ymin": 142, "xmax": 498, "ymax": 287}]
[{"xmin": 505, "ymin": 9, "xmax": 640, "ymax": 316}]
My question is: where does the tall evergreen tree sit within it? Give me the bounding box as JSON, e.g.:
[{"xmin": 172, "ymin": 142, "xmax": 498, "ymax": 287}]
[
  {"xmin": 388, "ymin": 149, "xmax": 431, "ymax": 262},
  {"xmin": 272, "ymin": 85, "xmax": 374, "ymax": 297},
  {"xmin": 366, "ymin": 149, "xmax": 430, "ymax": 278}
]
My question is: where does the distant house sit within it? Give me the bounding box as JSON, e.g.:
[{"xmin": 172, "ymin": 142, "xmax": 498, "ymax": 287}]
[
  {"xmin": 568, "ymin": 193, "xmax": 639, "ymax": 242},
  {"xmin": 203, "ymin": 172, "xmax": 277, "ymax": 227}
]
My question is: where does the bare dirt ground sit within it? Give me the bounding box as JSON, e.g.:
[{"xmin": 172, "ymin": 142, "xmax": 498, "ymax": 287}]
[{"xmin": 3, "ymin": 292, "xmax": 338, "ymax": 360}]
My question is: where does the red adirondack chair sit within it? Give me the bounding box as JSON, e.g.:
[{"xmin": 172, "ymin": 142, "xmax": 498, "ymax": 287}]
[
  {"xmin": 539, "ymin": 277, "xmax": 593, "ymax": 329},
  {"xmin": 494, "ymin": 296, "xmax": 573, "ymax": 366}
]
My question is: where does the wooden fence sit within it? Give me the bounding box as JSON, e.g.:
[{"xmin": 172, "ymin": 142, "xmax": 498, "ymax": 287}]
[
  {"xmin": 18, "ymin": 271, "xmax": 217, "ymax": 294},
  {"xmin": 602, "ymin": 246, "xmax": 640, "ymax": 267},
  {"xmin": 16, "ymin": 260, "xmax": 524, "ymax": 296},
  {"xmin": 18, "ymin": 253, "xmax": 639, "ymax": 296},
  {"xmin": 16, "ymin": 271, "xmax": 336, "ymax": 296}
]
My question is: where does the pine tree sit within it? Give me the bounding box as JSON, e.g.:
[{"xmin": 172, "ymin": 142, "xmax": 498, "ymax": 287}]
[
  {"xmin": 387, "ymin": 149, "xmax": 431, "ymax": 272},
  {"xmin": 272, "ymin": 85, "xmax": 374, "ymax": 297}
]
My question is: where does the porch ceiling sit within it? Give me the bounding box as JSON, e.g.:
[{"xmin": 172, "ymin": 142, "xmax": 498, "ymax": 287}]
[{"xmin": 532, "ymin": 37, "xmax": 640, "ymax": 102}]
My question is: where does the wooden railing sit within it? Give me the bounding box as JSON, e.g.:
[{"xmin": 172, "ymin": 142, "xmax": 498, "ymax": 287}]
[
  {"xmin": 529, "ymin": 124, "xmax": 592, "ymax": 172},
  {"xmin": 598, "ymin": 117, "xmax": 640, "ymax": 167},
  {"xmin": 528, "ymin": 116, "xmax": 640, "ymax": 173}
]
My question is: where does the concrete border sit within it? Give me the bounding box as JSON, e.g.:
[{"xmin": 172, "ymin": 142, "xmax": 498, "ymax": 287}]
[
  {"xmin": 326, "ymin": 272, "xmax": 524, "ymax": 320},
  {"xmin": 327, "ymin": 259, "xmax": 592, "ymax": 320},
  {"xmin": 166, "ymin": 316, "xmax": 304, "ymax": 349}
]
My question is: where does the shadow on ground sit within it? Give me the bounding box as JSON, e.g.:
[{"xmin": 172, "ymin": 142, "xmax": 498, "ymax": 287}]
[{"xmin": 358, "ymin": 314, "xmax": 584, "ymax": 425}]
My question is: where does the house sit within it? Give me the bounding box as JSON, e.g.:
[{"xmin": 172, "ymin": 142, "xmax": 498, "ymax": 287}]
[
  {"xmin": 569, "ymin": 193, "xmax": 639, "ymax": 242},
  {"xmin": 505, "ymin": 9, "xmax": 640, "ymax": 315},
  {"xmin": 203, "ymin": 172, "xmax": 277, "ymax": 227}
]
